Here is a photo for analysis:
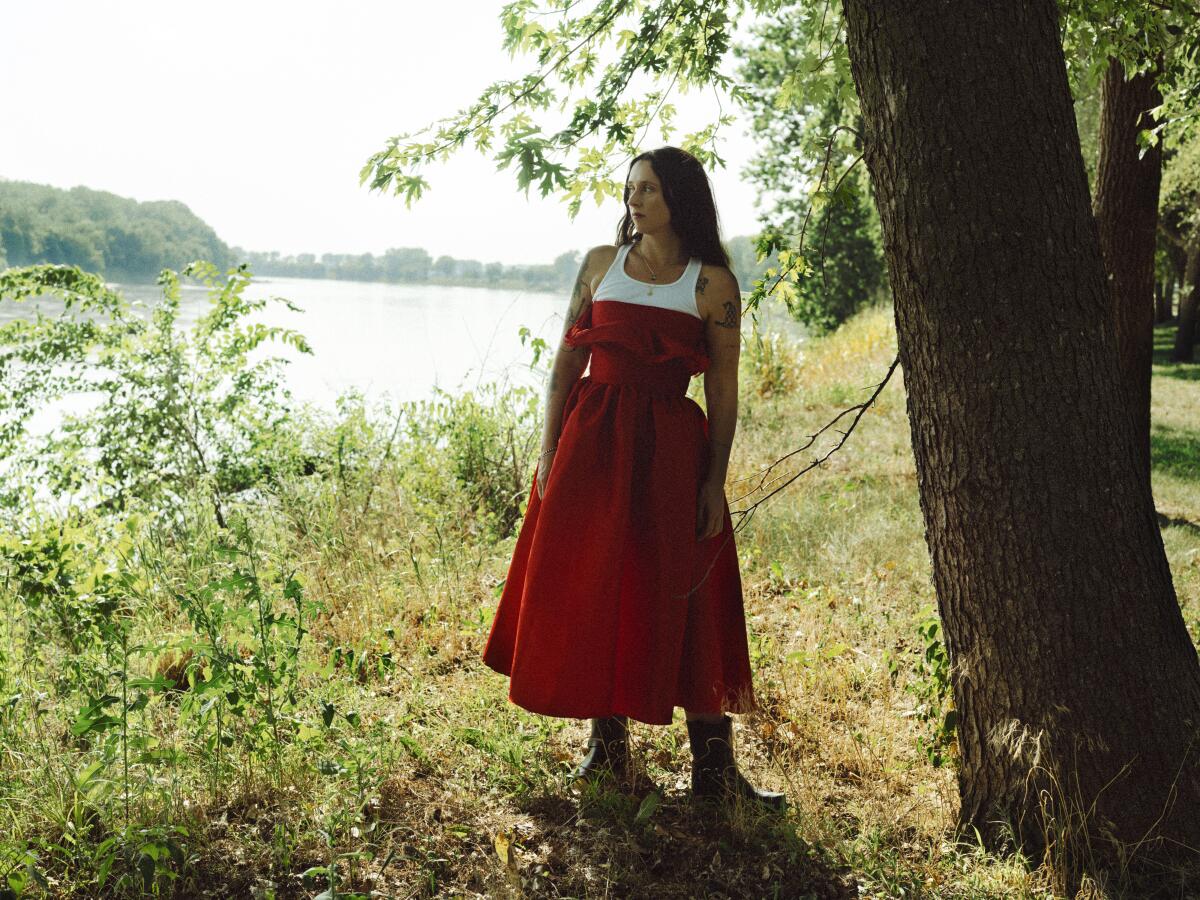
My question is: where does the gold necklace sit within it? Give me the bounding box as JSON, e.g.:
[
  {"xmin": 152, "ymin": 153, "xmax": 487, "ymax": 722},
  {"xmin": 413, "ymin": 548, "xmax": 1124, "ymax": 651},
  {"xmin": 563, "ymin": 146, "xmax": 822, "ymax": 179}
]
[
  {"xmin": 634, "ymin": 244, "xmax": 684, "ymax": 297},
  {"xmin": 636, "ymin": 245, "xmax": 659, "ymax": 281}
]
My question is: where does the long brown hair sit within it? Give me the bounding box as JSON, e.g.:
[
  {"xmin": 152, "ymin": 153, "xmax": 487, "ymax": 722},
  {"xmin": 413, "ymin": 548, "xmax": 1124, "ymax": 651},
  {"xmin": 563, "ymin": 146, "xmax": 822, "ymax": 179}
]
[{"xmin": 614, "ymin": 146, "xmax": 731, "ymax": 270}]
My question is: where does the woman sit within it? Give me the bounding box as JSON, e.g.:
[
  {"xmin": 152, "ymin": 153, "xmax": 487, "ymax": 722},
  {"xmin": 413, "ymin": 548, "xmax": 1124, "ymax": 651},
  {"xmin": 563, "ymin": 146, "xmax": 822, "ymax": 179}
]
[{"xmin": 482, "ymin": 146, "xmax": 785, "ymax": 811}]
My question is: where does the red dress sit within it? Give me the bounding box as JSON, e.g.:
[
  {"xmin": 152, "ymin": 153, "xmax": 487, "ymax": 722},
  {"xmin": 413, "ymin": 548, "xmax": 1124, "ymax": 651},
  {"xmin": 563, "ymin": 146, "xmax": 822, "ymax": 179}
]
[{"xmin": 481, "ymin": 298, "xmax": 758, "ymax": 726}]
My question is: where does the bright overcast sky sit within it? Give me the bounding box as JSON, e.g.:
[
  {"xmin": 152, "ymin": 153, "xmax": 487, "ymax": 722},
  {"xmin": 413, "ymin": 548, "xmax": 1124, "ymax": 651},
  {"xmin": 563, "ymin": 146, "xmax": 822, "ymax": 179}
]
[{"xmin": 1, "ymin": 2, "xmax": 769, "ymax": 267}]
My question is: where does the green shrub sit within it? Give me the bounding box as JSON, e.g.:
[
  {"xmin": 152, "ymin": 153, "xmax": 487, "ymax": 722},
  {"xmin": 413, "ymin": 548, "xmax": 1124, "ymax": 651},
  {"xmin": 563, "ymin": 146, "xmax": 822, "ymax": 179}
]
[
  {"xmin": 402, "ymin": 382, "xmax": 542, "ymax": 538},
  {"xmin": 0, "ymin": 262, "xmax": 311, "ymax": 528},
  {"xmin": 741, "ymin": 323, "xmax": 805, "ymax": 398}
]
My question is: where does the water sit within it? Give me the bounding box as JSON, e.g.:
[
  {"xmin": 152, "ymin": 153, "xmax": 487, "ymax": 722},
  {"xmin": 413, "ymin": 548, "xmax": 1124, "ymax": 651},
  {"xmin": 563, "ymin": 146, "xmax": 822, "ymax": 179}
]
[{"xmin": 121, "ymin": 276, "xmax": 566, "ymax": 408}]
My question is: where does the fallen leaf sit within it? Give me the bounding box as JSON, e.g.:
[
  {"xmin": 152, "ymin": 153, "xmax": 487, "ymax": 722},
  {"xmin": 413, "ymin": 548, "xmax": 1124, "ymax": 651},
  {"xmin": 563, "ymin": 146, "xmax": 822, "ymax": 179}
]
[{"xmin": 494, "ymin": 831, "xmax": 511, "ymax": 867}]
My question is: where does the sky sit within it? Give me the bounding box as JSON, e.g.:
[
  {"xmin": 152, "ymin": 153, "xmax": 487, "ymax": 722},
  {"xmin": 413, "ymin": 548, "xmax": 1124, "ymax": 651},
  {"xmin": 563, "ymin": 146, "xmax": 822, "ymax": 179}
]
[{"xmin": 1, "ymin": 1, "xmax": 769, "ymax": 267}]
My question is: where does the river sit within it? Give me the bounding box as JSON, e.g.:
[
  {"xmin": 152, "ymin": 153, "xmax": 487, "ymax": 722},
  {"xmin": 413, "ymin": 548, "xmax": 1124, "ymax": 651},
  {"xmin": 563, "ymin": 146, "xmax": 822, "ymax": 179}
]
[{"xmin": 2, "ymin": 273, "xmax": 802, "ymax": 428}]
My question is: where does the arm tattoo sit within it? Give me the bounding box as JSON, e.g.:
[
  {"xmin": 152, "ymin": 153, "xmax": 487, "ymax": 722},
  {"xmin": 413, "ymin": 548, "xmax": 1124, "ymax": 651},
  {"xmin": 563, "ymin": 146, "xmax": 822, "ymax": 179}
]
[
  {"xmin": 696, "ymin": 274, "xmax": 709, "ymax": 294},
  {"xmin": 715, "ymin": 300, "xmax": 740, "ymax": 329},
  {"xmin": 565, "ymin": 278, "xmax": 586, "ymax": 326},
  {"xmin": 560, "ymin": 251, "xmax": 592, "ymax": 351}
]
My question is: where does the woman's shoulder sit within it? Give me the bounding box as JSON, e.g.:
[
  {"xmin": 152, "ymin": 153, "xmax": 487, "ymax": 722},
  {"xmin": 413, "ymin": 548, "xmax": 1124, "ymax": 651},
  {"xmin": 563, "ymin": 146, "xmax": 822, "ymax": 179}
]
[
  {"xmin": 695, "ymin": 262, "xmax": 740, "ymax": 303},
  {"xmin": 582, "ymin": 244, "xmax": 622, "ymax": 292},
  {"xmin": 693, "ymin": 262, "xmax": 740, "ymax": 324},
  {"xmin": 586, "ymin": 243, "xmax": 622, "ymax": 267}
]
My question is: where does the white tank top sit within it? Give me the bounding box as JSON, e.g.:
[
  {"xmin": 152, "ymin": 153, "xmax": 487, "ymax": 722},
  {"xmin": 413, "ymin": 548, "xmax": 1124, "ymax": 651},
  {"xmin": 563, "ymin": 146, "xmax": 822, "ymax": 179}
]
[{"xmin": 592, "ymin": 242, "xmax": 702, "ymax": 319}]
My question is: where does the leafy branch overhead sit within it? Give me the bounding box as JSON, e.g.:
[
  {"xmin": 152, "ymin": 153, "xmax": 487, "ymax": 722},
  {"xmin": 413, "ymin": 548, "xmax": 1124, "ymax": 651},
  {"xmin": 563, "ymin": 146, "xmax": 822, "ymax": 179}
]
[
  {"xmin": 362, "ymin": 0, "xmax": 1200, "ymax": 193},
  {"xmin": 1061, "ymin": 0, "xmax": 1200, "ymax": 152},
  {"xmin": 361, "ymin": 0, "xmax": 874, "ymax": 326},
  {"xmin": 361, "ymin": 0, "xmax": 789, "ymax": 217}
]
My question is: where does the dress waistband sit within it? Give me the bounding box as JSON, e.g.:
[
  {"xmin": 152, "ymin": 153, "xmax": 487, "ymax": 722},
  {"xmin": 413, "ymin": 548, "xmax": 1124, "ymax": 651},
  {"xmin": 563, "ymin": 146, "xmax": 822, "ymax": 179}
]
[{"xmin": 587, "ymin": 353, "xmax": 692, "ymax": 398}]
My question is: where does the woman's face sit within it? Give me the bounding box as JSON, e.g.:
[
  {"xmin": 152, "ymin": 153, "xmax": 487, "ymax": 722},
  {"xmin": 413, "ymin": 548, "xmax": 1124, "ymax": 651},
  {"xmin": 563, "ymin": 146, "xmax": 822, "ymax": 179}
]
[{"xmin": 626, "ymin": 159, "xmax": 670, "ymax": 235}]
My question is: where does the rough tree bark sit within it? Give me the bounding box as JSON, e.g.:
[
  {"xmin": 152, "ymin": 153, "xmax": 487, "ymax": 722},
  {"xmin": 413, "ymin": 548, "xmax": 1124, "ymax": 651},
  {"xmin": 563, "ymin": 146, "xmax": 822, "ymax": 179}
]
[
  {"xmin": 1093, "ymin": 54, "xmax": 1163, "ymax": 477},
  {"xmin": 1174, "ymin": 247, "xmax": 1199, "ymax": 363},
  {"xmin": 840, "ymin": 0, "xmax": 1200, "ymax": 873}
]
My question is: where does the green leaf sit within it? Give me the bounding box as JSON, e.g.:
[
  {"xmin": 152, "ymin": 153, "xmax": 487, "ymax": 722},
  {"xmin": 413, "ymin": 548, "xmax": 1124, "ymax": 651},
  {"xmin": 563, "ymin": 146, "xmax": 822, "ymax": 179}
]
[
  {"xmin": 317, "ymin": 758, "xmax": 345, "ymax": 776},
  {"xmin": 138, "ymin": 852, "xmax": 156, "ymax": 890},
  {"xmin": 634, "ymin": 791, "xmax": 661, "ymax": 825},
  {"xmin": 822, "ymin": 643, "xmax": 849, "ymax": 660},
  {"xmin": 300, "ymin": 865, "xmax": 330, "ymax": 882}
]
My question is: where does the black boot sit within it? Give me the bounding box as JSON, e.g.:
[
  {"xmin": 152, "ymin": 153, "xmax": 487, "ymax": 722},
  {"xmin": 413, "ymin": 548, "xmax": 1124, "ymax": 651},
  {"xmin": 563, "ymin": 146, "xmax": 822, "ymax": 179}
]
[
  {"xmin": 569, "ymin": 716, "xmax": 629, "ymax": 785},
  {"xmin": 687, "ymin": 714, "xmax": 787, "ymax": 812}
]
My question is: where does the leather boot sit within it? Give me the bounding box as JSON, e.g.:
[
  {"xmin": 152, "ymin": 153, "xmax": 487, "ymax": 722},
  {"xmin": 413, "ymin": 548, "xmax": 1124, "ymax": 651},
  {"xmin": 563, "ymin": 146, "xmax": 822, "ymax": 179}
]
[
  {"xmin": 569, "ymin": 715, "xmax": 629, "ymax": 785},
  {"xmin": 687, "ymin": 714, "xmax": 787, "ymax": 812}
]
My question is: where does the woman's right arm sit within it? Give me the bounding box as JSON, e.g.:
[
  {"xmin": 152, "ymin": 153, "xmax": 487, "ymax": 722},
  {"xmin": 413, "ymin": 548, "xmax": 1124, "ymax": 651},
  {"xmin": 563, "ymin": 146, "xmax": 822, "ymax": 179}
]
[{"xmin": 536, "ymin": 248, "xmax": 598, "ymax": 498}]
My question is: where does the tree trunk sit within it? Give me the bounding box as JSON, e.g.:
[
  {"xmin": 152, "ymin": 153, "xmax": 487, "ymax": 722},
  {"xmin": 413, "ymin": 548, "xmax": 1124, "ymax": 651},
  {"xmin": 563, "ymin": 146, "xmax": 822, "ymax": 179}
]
[
  {"xmin": 1093, "ymin": 55, "xmax": 1163, "ymax": 478},
  {"xmin": 1173, "ymin": 246, "xmax": 1199, "ymax": 363},
  {"xmin": 1154, "ymin": 280, "xmax": 1169, "ymax": 324},
  {"xmin": 841, "ymin": 0, "xmax": 1200, "ymax": 877}
]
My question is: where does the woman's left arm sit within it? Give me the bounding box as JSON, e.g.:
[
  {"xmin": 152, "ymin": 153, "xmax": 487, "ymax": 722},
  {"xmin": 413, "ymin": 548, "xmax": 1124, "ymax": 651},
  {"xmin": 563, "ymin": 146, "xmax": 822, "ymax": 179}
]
[{"xmin": 696, "ymin": 266, "xmax": 743, "ymax": 541}]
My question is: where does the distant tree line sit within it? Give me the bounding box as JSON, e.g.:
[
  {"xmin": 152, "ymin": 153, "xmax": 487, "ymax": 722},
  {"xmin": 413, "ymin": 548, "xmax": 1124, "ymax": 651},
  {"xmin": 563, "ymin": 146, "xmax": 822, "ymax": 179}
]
[
  {"xmin": 0, "ymin": 180, "xmax": 234, "ymax": 281},
  {"xmin": 0, "ymin": 178, "xmax": 779, "ymax": 295},
  {"xmin": 233, "ymin": 246, "xmax": 580, "ymax": 292},
  {"xmin": 236, "ymin": 236, "xmax": 775, "ymax": 294}
]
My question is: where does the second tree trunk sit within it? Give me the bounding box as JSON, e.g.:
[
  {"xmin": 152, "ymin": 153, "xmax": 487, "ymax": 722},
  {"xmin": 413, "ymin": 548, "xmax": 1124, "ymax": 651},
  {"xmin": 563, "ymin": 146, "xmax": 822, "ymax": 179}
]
[{"xmin": 1093, "ymin": 54, "xmax": 1163, "ymax": 478}]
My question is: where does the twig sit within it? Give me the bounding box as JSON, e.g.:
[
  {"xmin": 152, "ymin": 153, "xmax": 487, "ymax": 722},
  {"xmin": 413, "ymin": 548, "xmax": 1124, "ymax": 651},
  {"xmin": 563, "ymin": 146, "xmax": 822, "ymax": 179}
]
[
  {"xmin": 382, "ymin": 0, "xmax": 631, "ymax": 168},
  {"xmin": 359, "ymin": 404, "xmax": 406, "ymax": 520},
  {"xmin": 743, "ymin": 125, "xmax": 863, "ymax": 323},
  {"xmin": 569, "ymin": 0, "xmax": 690, "ymax": 157},
  {"xmin": 732, "ymin": 353, "xmax": 899, "ymax": 521},
  {"xmin": 673, "ymin": 353, "xmax": 900, "ymax": 602}
]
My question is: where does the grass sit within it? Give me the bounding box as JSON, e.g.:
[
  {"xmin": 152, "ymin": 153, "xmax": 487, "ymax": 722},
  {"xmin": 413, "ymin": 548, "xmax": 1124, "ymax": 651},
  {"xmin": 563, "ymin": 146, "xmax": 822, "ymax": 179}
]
[{"xmin": 0, "ymin": 308, "xmax": 1197, "ymax": 898}]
